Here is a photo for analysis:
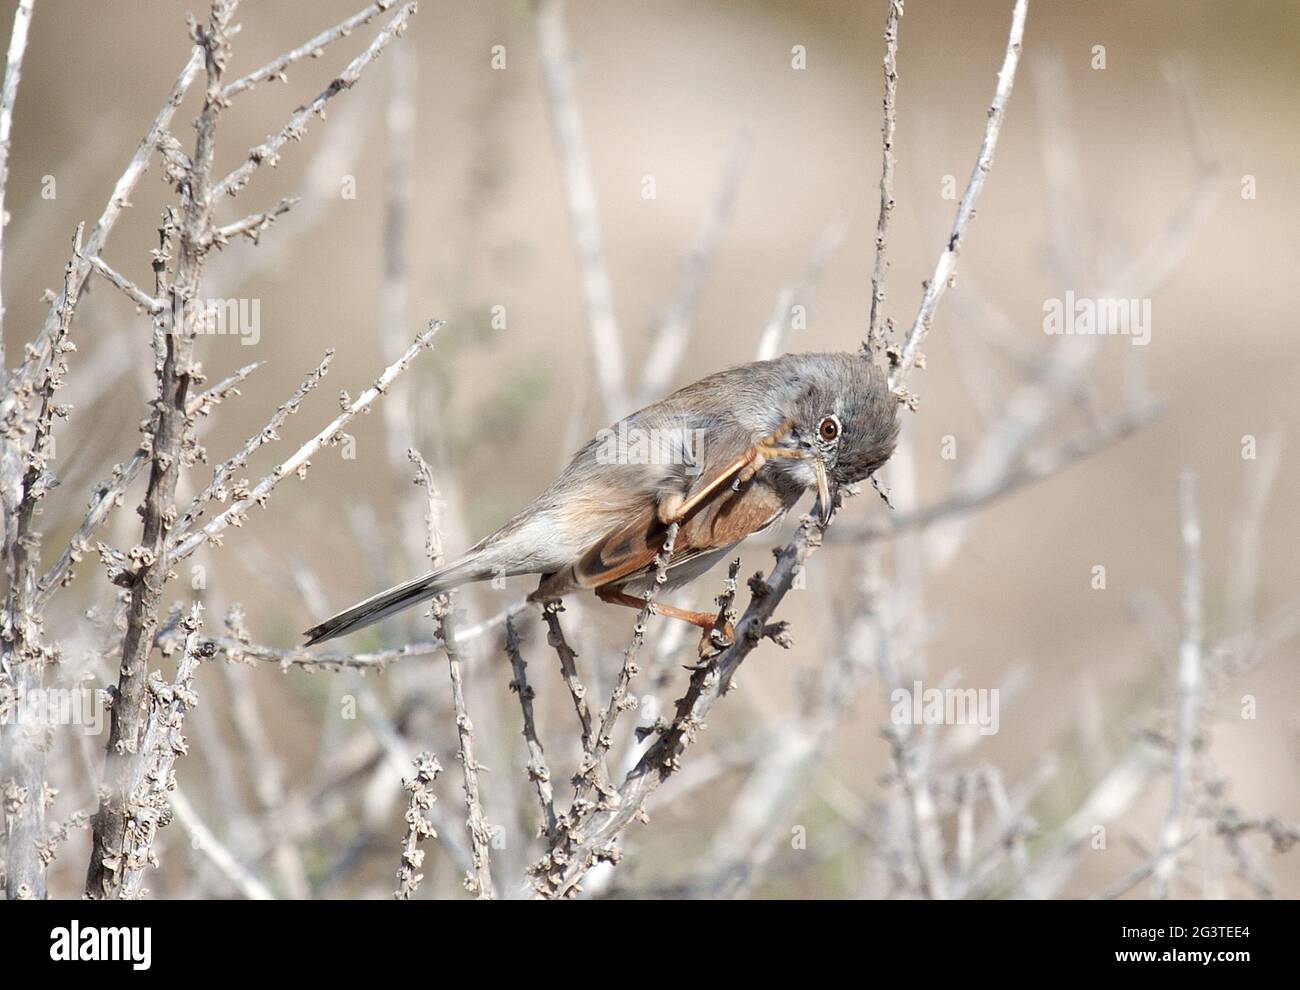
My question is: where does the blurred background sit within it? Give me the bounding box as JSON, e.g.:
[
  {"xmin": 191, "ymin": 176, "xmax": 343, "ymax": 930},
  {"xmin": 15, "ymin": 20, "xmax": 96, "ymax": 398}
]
[{"xmin": 4, "ymin": 0, "xmax": 1297, "ymax": 898}]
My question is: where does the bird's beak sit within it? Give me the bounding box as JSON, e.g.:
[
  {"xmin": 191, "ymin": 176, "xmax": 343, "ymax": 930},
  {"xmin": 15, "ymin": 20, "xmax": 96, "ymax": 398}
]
[{"xmin": 813, "ymin": 457, "xmax": 833, "ymax": 526}]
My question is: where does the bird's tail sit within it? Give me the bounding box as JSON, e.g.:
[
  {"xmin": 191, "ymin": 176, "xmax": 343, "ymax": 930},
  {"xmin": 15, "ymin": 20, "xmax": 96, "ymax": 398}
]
[{"xmin": 303, "ymin": 558, "xmax": 484, "ymax": 646}]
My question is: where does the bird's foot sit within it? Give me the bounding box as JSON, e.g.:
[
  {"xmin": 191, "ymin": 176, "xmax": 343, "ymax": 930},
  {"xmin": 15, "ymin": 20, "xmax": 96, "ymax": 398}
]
[{"xmin": 698, "ymin": 619, "xmax": 735, "ymax": 657}]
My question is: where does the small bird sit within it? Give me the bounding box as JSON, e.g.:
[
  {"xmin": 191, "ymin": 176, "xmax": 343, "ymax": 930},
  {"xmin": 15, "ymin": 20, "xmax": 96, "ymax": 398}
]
[{"xmin": 304, "ymin": 351, "xmax": 900, "ymax": 647}]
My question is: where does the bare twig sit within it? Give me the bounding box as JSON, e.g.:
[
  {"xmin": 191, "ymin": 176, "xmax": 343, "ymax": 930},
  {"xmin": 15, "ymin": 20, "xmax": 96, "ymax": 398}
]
[
  {"xmin": 211, "ymin": 601, "xmax": 534, "ymax": 672},
  {"xmin": 1, "ymin": 223, "xmax": 81, "ymax": 900},
  {"xmin": 169, "ymin": 786, "xmax": 273, "ymax": 900},
  {"xmin": 890, "ymin": 0, "xmax": 1028, "ymax": 389},
  {"xmin": 1093, "ymin": 831, "xmax": 1198, "ymax": 901},
  {"xmin": 207, "ymin": 197, "xmax": 296, "ymax": 247},
  {"xmin": 437, "ymin": 597, "xmax": 496, "ymax": 899},
  {"xmin": 543, "ymin": 601, "xmax": 595, "ymax": 757},
  {"xmin": 86, "ymin": 255, "xmax": 163, "ymax": 313},
  {"xmin": 0, "ymin": 21, "xmax": 217, "ymax": 415},
  {"xmin": 210, "ymin": 1, "xmax": 417, "ymax": 201},
  {"xmin": 886, "ymin": 722, "xmax": 950, "ymax": 899},
  {"xmin": 866, "ymin": 0, "xmax": 902, "ymax": 355},
  {"xmin": 1216, "ymin": 810, "xmax": 1299, "ymax": 855},
  {"xmin": 170, "ymin": 321, "xmax": 441, "ymax": 562},
  {"xmin": 211, "ymin": 635, "xmax": 438, "ymax": 672},
  {"xmin": 217, "ymin": 634, "xmax": 309, "ymax": 898},
  {"xmin": 1151, "ymin": 470, "xmax": 1203, "ymax": 898},
  {"xmin": 505, "ymin": 619, "xmax": 558, "ymax": 841},
  {"xmin": 204, "ymin": 84, "xmax": 377, "ymax": 293},
  {"xmin": 831, "ymin": 401, "xmax": 1160, "ymax": 544},
  {"xmin": 114, "ymin": 603, "xmax": 213, "ymax": 899},
  {"xmin": 34, "ymin": 361, "xmax": 261, "ymax": 610},
  {"xmin": 535, "ymin": 0, "xmax": 627, "ymax": 419},
  {"xmin": 33, "ymin": 810, "xmax": 90, "ymax": 882},
  {"xmin": 394, "ymin": 751, "xmax": 441, "ymax": 899},
  {"xmin": 171, "ymin": 350, "xmax": 333, "ymax": 544},
  {"xmin": 407, "ymin": 447, "xmax": 444, "ymax": 572},
  {"xmin": 0, "ymin": 0, "xmax": 36, "ymax": 368},
  {"xmin": 411, "ymin": 443, "xmax": 495, "ymax": 899},
  {"xmin": 221, "ymin": 0, "xmax": 401, "ymax": 100},
  {"xmin": 87, "ymin": 3, "xmax": 237, "ymax": 897}
]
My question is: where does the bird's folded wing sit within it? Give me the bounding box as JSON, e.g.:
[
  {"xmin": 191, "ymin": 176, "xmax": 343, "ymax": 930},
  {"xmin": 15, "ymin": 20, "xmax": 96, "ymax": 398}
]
[{"xmin": 572, "ymin": 453, "xmax": 787, "ymax": 590}]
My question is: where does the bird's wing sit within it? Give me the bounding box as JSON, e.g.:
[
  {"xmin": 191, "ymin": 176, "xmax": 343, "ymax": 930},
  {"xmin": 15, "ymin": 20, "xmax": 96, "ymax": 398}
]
[
  {"xmin": 568, "ymin": 454, "xmax": 790, "ymax": 591},
  {"xmin": 483, "ymin": 392, "xmax": 780, "ymax": 590}
]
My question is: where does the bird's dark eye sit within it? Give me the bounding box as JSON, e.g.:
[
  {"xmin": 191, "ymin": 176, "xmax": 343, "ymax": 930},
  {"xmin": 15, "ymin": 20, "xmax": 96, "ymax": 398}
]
[{"xmin": 818, "ymin": 415, "xmax": 840, "ymax": 442}]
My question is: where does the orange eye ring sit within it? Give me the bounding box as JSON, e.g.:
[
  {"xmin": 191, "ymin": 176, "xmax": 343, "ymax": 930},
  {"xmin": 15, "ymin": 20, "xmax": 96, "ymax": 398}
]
[{"xmin": 818, "ymin": 415, "xmax": 840, "ymax": 442}]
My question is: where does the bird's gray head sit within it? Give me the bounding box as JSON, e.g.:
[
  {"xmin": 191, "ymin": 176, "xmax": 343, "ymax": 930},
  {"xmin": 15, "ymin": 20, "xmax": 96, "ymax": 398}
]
[{"xmin": 769, "ymin": 352, "xmax": 900, "ymax": 522}]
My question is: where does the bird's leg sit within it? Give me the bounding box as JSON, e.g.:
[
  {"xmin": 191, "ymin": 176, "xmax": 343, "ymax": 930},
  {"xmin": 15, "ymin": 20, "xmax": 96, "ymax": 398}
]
[
  {"xmin": 736, "ymin": 425, "xmax": 807, "ymax": 486},
  {"xmin": 736, "ymin": 444, "xmax": 805, "ymax": 485},
  {"xmin": 596, "ymin": 587, "xmax": 716, "ymax": 627},
  {"xmin": 660, "ymin": 419, "xmax": 803, "ymax": 523},
  {"xmin": 596, "ymin": 586, "xmax": 735, "ymax": 654},
  {"xmin": 759, "ymin": 418, "xmax": 795, "ymax": 447}
]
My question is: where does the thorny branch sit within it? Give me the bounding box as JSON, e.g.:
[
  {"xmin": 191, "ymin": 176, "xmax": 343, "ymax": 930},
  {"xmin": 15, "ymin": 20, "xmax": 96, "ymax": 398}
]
[
  {"xmin": 532, "ymin": 520, "xmax": 821, "ymax": 897},
  {"xmin": 411, "ymin": 443, "xmax": 496, "ymax": 899},
  {"xmin": 889, "ymin": 0, "xmax": 1028, "ymax": 391},
  {"xmin": 169, "ymin": 322, "xmax": 441, "ymax": 562},
  {"xmin": 866, "ymin": 0, "xmax": 902, "ymax": 355},
  {"xmin": 505, "ymin": 619, "xmax": 558, "ymax": 842},
  {"xmin": 209, "ymin": 1, "xmax": 417, "ymax": 201},
  {"xmin": 1, "ymin": 0, "xmax": 432, "ymax": 903},
  {"xmin": 0, "ymin": 0, "xmax": 427, "ymax": 898},
  {"xmin": 34, "ymin": 361, "xmax": 262, "ymax": 611},
  {"xmin": 221, "ymin": 0, "xmax": 402, "ymax": 100},
  {"xmin": 0, "ymin": 0, "xmax": 35, "ymax": 369},
  {"xmin": 86, "ymin": 2, "xmax": 238, "ymax": 897},
  {"xmin": 437, "ymin": 597, "xmax": 496, "ymax": 899},
  {"xmin": 113, "ymin": 604, "xmax": 213, "ymax": 899},
  {"xmin": 2, "ymin": 224, "xmax": 81, "ymax": 900},
  {"xmin": 394, "ymin": 751, "xmax": 441, "ymax": 899}
]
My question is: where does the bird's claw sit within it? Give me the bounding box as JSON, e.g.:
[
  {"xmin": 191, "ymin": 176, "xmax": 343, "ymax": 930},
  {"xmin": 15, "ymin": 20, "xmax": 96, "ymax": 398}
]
[{"xmin": 698, "ymin": 619, "xmax": 735, "ymax": 657}]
